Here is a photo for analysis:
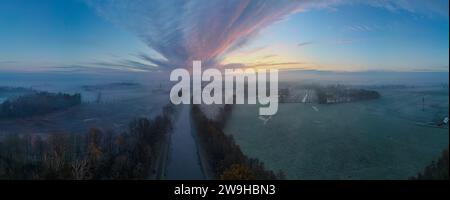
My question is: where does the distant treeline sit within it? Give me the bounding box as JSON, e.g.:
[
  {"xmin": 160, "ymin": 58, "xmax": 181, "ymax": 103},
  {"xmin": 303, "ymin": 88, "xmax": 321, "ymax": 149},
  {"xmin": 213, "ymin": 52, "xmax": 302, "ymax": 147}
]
[
  {"xmin": 0, "ymin": 105, "xmax": 174, "ymax": 179},
  {"xmin": 316, "ymin": 85, "xmax": 380, "ymax": 104},
  {"xmin": 412, "ymin": 148, "xmax": 449, "ymax": 180},
  {"xmin": 0, "ymin": 92, "xmax": 81, "ymax": 119},
  {"xmin": 0, "ymin": 86, "xmax": 34, "ymax": 94},
  {"xmin": 191, "ymin": 104, "xmax": 284, "ymax": 180},
  {"xmin": 82, "ymin": 82, "xmax": 140, "ymax": 91}
]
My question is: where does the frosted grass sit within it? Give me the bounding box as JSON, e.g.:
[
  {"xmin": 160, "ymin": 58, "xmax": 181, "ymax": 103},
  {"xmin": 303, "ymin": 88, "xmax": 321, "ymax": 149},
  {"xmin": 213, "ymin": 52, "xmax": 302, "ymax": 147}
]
[{"xmin": 224, "ymin": 87, "xmax": 449, "ymax": 179}]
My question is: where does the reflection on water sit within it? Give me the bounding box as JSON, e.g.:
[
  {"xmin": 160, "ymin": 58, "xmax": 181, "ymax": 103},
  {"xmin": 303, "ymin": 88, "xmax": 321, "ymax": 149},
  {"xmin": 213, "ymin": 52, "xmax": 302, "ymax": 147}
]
[{"xmin": 166, "ymin": 105, "xmax": 204, "ymax": 180}]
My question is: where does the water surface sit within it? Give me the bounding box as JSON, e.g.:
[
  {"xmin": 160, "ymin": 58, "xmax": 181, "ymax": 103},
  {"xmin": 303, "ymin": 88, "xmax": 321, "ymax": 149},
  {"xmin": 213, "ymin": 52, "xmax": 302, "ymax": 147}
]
[{"xmin": 166, "ymin": 105, "xmax": 204, "ymax": 180}]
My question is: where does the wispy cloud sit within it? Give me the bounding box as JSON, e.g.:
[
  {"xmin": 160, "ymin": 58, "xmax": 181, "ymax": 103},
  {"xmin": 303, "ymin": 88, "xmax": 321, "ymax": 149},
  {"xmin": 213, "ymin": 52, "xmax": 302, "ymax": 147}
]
[
  {"xmin": 345, "ymin": 24, "xmax": 375, "ymax": 32},
  {"xmin": 297, "ymin": 41, "xmax": 314, "ymax": 47},
  {"xmin": 362, "ymin": 0, "xmax": 449, "ymax": 17},
  {"xmin": 85, "ymin": 0, "xmax": 337, "ymax": 69},
  {"xmin": 223, "ymin": 61, "xmax": 309, "ymax": 71},
  {"xmin": 218, "ymin": 61, "xmax": 308, "ymax": 70},
  {"xmin": 52, "ymin": 65, "xmax": 152, "ymax": 73},
  {"xmin": 89, "ymin": 60, "xmax": 157, "ymax": 72},
  {"xmin": 85, "ymin": 0, "xmax": 448, "ymax": 71},
  {"xmin": 261, "ymin": 54, "xmax": 278, "ymax": 59},
  {"xmin": 326, "ymin": 0, "xmax": 449, "ymax": 17}
]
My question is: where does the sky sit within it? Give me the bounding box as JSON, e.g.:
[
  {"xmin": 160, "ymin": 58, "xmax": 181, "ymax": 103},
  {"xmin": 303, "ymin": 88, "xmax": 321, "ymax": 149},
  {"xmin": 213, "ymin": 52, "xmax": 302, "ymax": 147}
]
[{"xmin": 0, "ymin": 0, "xmax": 448, "ymax": 73}]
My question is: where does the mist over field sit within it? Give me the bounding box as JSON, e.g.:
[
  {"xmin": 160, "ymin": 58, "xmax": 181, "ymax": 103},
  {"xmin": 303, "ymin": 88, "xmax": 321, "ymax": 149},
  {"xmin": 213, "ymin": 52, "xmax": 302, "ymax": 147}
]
[
  {"xmin": 0, "ymin": 0, "xmax": 448, "ymax": 180},
  {"xmin": 1, "ymin": 69, "xmax": 448, "ymax": 180}
]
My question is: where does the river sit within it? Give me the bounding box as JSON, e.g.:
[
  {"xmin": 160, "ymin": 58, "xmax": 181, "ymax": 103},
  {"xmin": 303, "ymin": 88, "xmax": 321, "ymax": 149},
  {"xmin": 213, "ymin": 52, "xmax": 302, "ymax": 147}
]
[{"xmin": 165, "ymin": 105, "xmax": 205, "ymax": 180}]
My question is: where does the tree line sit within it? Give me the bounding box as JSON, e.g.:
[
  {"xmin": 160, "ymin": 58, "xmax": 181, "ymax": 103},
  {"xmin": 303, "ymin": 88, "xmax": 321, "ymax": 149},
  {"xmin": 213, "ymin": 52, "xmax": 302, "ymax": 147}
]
[
  {"xmin": 316, "ymin": 85, "xmax": 380, "ymax": 104},
  {"xmin": 0, "ymin": 86, "xmax": 34, "ymax": 94},
  {"xmin": 0, "ymin": 92, "xmax": 82, "ymax": 119},
  {"xmin": 0, "ymin": 104, "xmax": 174, "ymax": 179},
  {"xmin": 191, "ymin": 104, "xmax": 284, "ymax": 180},
  {"xmin": 412, "ymin": 147, "xmax": 449, "ymax": 180}
]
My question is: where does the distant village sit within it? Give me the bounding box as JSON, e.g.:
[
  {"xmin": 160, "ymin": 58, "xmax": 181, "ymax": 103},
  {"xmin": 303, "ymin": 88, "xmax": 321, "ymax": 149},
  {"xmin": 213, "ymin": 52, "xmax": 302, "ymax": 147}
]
[{"xmin": 278, "ymin": 84, "xmax": 380, "ymax": 104}]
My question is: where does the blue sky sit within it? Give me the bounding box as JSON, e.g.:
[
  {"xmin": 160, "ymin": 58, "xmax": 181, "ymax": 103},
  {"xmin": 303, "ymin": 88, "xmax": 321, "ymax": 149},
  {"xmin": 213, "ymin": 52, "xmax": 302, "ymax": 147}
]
[
  {"xmin": 0, "ymin": 0, "xmax": 448, "ymax": 72},
  {"xmin": 0, "ymin": 0, "xmax": 150, "ymax": 72},
  {"xmin": 234, "ymin": 3, "xmax": 449, "ymax": 71}
]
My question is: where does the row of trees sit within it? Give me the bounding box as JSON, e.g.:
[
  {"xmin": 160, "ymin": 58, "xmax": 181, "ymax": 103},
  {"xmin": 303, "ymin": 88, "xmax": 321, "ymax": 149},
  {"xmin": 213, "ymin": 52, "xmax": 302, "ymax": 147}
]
[
  {"xmin": 82, "ymin": 82, "xmax": 140, "ymax": 91},
  {"xmin": 412, "ymin": 148, "xmax": 449, "ymax": 180},
  {"xmin": 0, "ymin": 92, "xmax": 82, "ymax": 119},
  {"xmin": 0, "ymin": 104, "xmax": 174, "ymax": 179},
  {"xmin": 191, "ymin": 104, "xmax": 284, "ymax": 180},
  {"xmin": 0, "ymin": 86, "xmax": 34, "ymax": 94}
]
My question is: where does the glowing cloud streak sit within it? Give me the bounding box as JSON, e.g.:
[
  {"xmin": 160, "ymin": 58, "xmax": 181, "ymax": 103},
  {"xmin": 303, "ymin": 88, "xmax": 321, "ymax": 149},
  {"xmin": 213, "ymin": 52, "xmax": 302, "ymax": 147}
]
[
  {"xmin": 86, "ymin": 0, "xmax": 448, "ymax": 70},
  {"xmin": 85, "ymin": 0, "xmax": 327, "ymax": 68}
]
